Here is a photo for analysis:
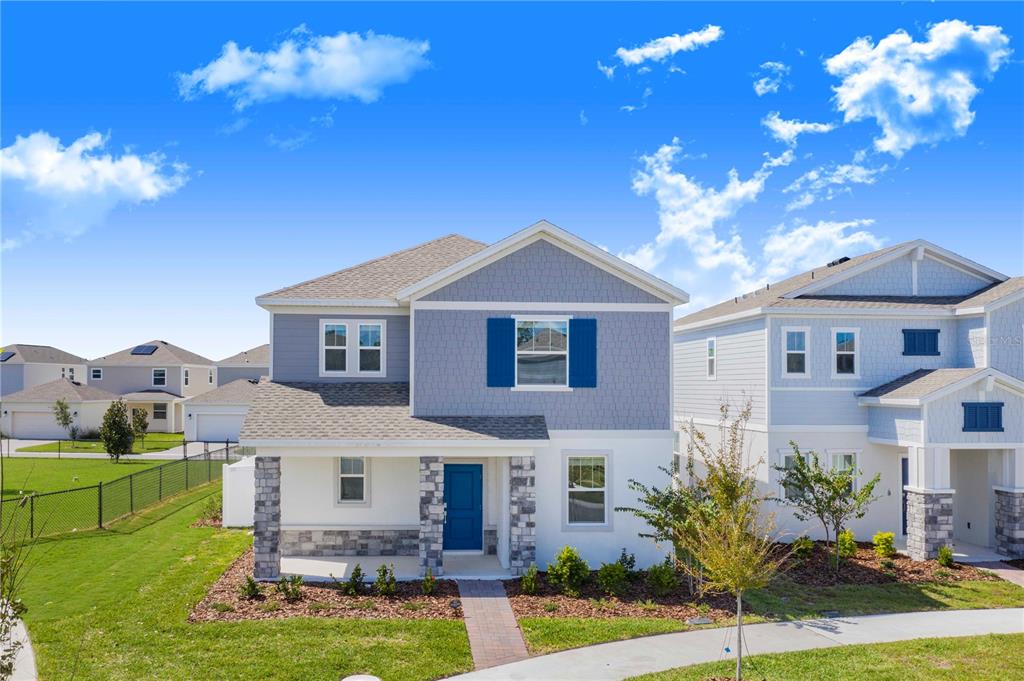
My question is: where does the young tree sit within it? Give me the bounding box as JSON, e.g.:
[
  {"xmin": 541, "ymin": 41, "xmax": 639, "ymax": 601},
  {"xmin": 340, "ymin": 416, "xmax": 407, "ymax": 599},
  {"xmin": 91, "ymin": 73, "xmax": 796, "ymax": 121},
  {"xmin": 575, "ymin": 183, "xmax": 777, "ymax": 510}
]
[
  {"xmin": 774, "ymin": 442, "xmax": 880, "ymax": 572},
  {"xmin": 131, "ymin": 408, "xmax": 149, "ymax": 450},
  {"xmin": 52, "ymin": 398, "xmax": 75, "ymax": 444},
  {"xmin": 100, "ymin": 399, "xmax": 134, "ymax": 462},
  {"xmin": 677, "ymin": 403, "xmax": 787, "ymax": 681}
]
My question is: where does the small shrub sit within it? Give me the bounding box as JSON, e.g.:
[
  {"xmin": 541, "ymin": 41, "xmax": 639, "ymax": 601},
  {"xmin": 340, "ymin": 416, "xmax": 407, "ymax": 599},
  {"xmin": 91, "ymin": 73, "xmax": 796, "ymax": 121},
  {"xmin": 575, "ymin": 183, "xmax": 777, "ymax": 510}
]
[
  {"xmin": 199, "ymin": 494, "xmax": 222, "ymax": 524},
  {"xmin": 260, "ymin": 601, "xmax": 281, "ymax": 612},
  {"xmin": 210, "ymin": 601, "xmax": 234, "ymax": 613},
  {"xmin": 520, "ymin": 563, "xmax": 539, "ymax": 595},
  {"xmin": 934, "ymin": 567, "xmax": 953, "ymax": 580},
  {"xmin": 401, "ymin": 601, "xmax": 425, "ymax": 612},
  {"xmin": 872, "ymin": 531, "xmax": 896, "ymax": 559},
  {"xmin": 351, "ymin": 599, "xmax": 376, "ymax": 611},
  {"xmin": 937, "ymin": 545, "xmax": 954, "ymax": 568},
  {"xmin": 238, "ymin": 575, "xmax": 261, "ymax": 601},
  {"xmin": 547, "ymin": 546, "xmax": 590, "ymax": 597},
  {"xmin": 79, "ymin": 428, "xmax": 100, "ymax": 440},
  {"xmin": 880, "ymin": 558, "xmax": 896, "ymax": 571},
  {"xmin": 374, "ymin": 563, "xmax": 397, "ymax": 597},
  {"xmin": 645, "ymin": 559, "xmax": 678, "ymax": 597},
  {"xmin": 543, "ymin": 602, "xmax": 559, "ymax": 613},
  {"xmin": 276, "ymin": 575, "xmax": 303, "ymax": 603},
  {"xmin": 617, "ymin": 548, "xmax": 637, "ymax": 573},
  {"xmin": 421, "ymin": 567, "xmax": 437, "ymax": 596},
  {"xmin": 589, "ymin": 597, "xmax": 615, "ymax": 610},
  {"xmin": 596, "ymin": 561, "xmax": 629, "ymax": 597},
  {"xmin": 342, "ymin": 564, "xmax": 364, "ymax": 596},
  {"xmin": 308, "ymin": 602, "xmax": 331, "ymax": 613},
  {"xmin": 638, "ymin": 599, "xmax": 658, "ymax": 611},
  {"xmin": 837, "ymin": 528, "xmax": 857, "ymax": 559},
  {"xmin": 696, "ymin": 602, "xmax": 711, "ymax": 616},
  {"xmin": 791, "ymin": 535, "xmax": 815, "ymax": 562}
]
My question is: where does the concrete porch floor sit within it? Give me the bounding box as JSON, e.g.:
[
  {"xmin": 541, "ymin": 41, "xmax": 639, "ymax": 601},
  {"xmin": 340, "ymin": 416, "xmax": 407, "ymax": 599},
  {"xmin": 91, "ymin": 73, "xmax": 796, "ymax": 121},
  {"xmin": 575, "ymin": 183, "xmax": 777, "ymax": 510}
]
[
  {"xmin": 281, "ymin": 553, "xmax": 512, "ymax": 582},
  {"xmin": 896, "ymin": 538, "xmax": 1009, "ymax": 564}
]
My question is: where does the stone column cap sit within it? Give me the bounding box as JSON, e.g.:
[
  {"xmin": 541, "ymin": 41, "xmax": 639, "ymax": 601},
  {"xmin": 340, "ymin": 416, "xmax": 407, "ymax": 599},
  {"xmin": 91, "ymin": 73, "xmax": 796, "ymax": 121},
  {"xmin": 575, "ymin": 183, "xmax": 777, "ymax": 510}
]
[{"xmin": 903, "ymin": 485, "xmax": 956, "ymax": 494}]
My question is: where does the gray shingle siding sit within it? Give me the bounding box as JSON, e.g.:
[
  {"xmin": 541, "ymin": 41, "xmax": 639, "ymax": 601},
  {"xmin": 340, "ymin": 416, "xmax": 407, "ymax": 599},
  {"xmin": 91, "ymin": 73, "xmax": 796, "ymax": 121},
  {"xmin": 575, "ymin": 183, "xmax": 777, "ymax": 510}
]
[
  {"xmin": 1, "ymin": 365, "xmax": 24, "ymax": 397},
  {"xmin": 868, "ymin": 406, "xmax": 922, "ymax": 442},
  {"xmin": 817, "ymin": 256, "xmax": 914, "ymax": 296},
  {"xmin": 927, "ymin": 384, "xmax": 1023, "ymax": 444},
  {"xmin": 413, "ymin": 309, "xmax": 671, "ymax": 430},
  {"xmin": 421, "ymin": 240, "xmax": 664, "ymax": 304},
  {"xmin": 917, "ymin": 256, "xmax": 992, "ymax": 296},
  {"xmin": 956, "ymin": 316, "xmax": 987, "ymax": 368},
  {"xmin": 988, "ymin": 299, "xmax": 1024, "ymax": 379},
  {"xmin": 272, "ymin": 313, "xmax": 409, "ymax": 382}
]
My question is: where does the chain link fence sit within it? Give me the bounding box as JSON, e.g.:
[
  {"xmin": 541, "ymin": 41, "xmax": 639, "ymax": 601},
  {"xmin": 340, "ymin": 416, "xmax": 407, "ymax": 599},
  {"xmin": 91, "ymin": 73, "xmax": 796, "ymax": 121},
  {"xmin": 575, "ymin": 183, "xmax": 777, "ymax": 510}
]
[{"xmin": 1, "ymin": 447, "xmax": 241, "ymax": 539}]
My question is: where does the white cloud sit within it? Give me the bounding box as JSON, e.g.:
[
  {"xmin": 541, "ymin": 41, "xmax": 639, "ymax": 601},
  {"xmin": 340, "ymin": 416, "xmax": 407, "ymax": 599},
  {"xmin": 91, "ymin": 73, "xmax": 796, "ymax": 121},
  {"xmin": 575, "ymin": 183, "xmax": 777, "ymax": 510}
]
[
  {"xmin": 753, "ymin": 61, "xmax": 790, "ymax": 96},
  {"xmin": 783, "ymin": 159, "xmax": 888, "ymax": 211},
  {"xmin": 310, "ymin": 106, "xmax": 336, "ymax": 128},
  {"xmin": 218, "ymin": 117, "xmax": 251, "ymax": 135},
  {"xmin": 596, "ymin": 61, "xmax": 616, "ymax": 79},
  {"xmin": 178, "ymin": 28, "xmax": 430, "ymax": 110},
  {"xmin": 0, "ymin": 131, "xmax": 187, "ymax": 249},
  {"xmin": 621, "ymin": 87, "xmax": 653, "ymax": 113},
  {"xmin": 755, "ymin": 219, "xmax": 882, "ymax": 286},
  {"xmin": 266, "ymin": 131, "xmax": 312, "ymax": 151},
  {"xmin": 825, "ymin": 19, "xmax": 1011, "ymax": 157},
  {"xmin": 762, "ymin": 111, "xmax": 835, "ymax": 146},
  {"xmin": 579, "ymin": 110, "xmax": 589, "ymax": 126},
  {"xmin": 615, "ymin": 25, "xmax": 724, "ymax": 66}
]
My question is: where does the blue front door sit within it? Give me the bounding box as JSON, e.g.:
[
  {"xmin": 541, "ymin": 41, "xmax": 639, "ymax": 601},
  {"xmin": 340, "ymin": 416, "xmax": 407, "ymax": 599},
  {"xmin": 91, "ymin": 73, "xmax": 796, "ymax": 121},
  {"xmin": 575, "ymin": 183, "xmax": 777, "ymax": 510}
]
[{"xmin": 443, "ymin": 464, "xmax": 483, "ymax": 550}]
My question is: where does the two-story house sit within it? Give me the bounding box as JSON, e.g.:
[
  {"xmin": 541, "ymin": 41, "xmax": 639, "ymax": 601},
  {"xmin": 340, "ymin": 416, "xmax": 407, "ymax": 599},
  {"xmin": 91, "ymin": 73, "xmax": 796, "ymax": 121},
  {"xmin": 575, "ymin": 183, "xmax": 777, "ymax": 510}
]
[
  {"xmin": 240, "ymin": 221, "xmax": 687, "ymax": 580},
  {"xmin": 88, "ymin": 340, "xmax": 218, "ymax": 432},
  {"xmin": 674, "ymin": 240, "xmax": 1023, "ymax": 562},
  {"xmin": 0, "ymin": 344, "xmax": 88, "ymax": 397},
  {"xmin": 216, "ymin": 344, "xmax": 269, "ymax": 385}
]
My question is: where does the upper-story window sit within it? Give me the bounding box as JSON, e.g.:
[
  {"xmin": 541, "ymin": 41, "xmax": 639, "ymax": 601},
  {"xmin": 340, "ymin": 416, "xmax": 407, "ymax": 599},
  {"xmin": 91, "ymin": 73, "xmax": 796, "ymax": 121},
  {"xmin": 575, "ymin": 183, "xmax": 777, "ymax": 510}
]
[
  {"xmin": 783, "ymin": 327, "xmax": 809, "ymax": 377},
  {"xmin": 515, "ymin": 319, "xmax": 568, "ymax": 387},
  {"xmin": 903, "ymin": 329, "xmax": 940, "ymax": 356},
  {"xmin": 90, "ymin": 368, "xmax": 103, "ymax": 380},
  {"xmin": 62, "ymin": 367, "xmax": 75, "ymax": 380},
  {"xmin": 832, "ymin": 328, "xmax": 859, "ymax": 378},
  {"xmin": 152, "ymin": 368, "xmax": 167, "ymax": 386},
  {"xmin": 963, "ymin": 402, "xmax": 1003, "ymax": 432},
  {"xmin": 320, "ymin": 320, "xmax": 386, "ymax": 377},
  {"xmin": 184, "ymin": 368, "xmax": 190, "ymax": 386},
  {"xmin": 706, "ymin": 338, "xmax": 717, "ymax": 379},
  {"xmin": 208, "ymin": 369, "xmax": 214, "ymax": 384}
]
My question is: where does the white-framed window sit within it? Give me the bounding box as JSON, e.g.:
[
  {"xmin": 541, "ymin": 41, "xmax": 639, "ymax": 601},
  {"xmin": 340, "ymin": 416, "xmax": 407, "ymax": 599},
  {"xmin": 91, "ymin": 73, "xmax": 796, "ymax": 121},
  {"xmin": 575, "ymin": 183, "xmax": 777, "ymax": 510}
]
[
  {"xmin": 706, "ymin": 338, "xmax": 717, "ymax": 380},
  {"xmin": 358, "ymin": 323, "xmax": 383, "ymax": 374},
  {"xmin": 828, "ymin": 449, "xmax": 859, "ymax": 494},
  {"xmin": 184, "ymin": 368, "xmax": 190, "ymax": 386},
  {"xmin": 566, "ymin": 455, "xmax": 607, "ymax": 525},
  {"xmin": 782, "ymin": 327, "xmax": 809, "ymax": 377},
  {"xmin": 338, "ymin": 456, "xmax": 367, "ymax": 503},
  {"xmin": 515, "ymin": 317, "xmax": 569, "ymax": 388},
  {"xmin": 778, "ymin": 449, "xmax": 810, "ymax": 501},
  {"xmin": 61, "ymin": 367, "xmax": 75, "ymax": 380},
  {"xmin": 319, "ymin": 320, "xmax": 386, "ymax": 377},
  {"xmin": 152, "ymin": 368, "xmax": 167, "ymax": 386},
  {"xmin": 153, "ymin": 404, "xmax": 167, "ymax": 420},
  {"xmin": 208, "ymin": 369, "xmax": 214, "ymax": 384},
  {"xmin": 90, "ymin": 368, "xmax": 103, "ymax": 380},
  {"xmin": 831, "ymin": 327, "xmax": 859, "ymax": 378}
]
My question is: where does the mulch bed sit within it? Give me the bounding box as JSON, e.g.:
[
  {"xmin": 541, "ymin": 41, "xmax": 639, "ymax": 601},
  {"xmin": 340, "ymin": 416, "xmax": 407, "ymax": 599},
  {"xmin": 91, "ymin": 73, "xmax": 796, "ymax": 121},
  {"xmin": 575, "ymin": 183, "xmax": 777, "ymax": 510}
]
[
  {"xmin": 779, "ymin": 541, "xmax": 997, "ymax": 586},
  {"xmin": 190, "ymin": 549, "xmax": 463, "ymax": 622},
  {"xmin": 190, "ymin": 518, "xmax": 222, "ymax": 528}
]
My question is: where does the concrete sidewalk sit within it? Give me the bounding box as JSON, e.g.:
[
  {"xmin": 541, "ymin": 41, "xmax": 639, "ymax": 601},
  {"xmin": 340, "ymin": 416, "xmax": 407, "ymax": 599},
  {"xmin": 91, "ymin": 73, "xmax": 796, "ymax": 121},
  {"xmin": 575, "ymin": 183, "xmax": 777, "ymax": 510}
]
[{"xmin": 447, "ymin": 608, "xmax": 1024, "ymax": 680}]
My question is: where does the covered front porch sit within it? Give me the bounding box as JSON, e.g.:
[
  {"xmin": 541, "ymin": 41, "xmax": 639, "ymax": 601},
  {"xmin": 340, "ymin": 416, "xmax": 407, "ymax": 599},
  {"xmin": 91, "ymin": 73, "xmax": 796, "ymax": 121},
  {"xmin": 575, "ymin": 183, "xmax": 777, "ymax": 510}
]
[{"xmin": 122, "ymin": 389, "xmax": 184, "ymax": 432}]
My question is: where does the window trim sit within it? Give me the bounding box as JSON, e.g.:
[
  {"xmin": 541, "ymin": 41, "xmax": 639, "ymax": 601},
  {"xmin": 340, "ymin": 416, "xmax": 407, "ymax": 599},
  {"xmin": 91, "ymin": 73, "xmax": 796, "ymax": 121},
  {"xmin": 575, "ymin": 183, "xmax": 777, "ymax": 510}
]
[
  {"xmin": 962, "ymin": 402, "xmax": 1004, "ymax": 433},
  {"xmin": 208, "ymin": 369, "xmax": 214, "ymax": 384},
  {"xmin": 90, "ymin": 368, "xmax": 103, "ymax": 381},
  {"xmin": 831, "ymin": 327, "xmax": 860, "ymax": 379},
  {"xmin": 152, "ymin": 403, "xmax": 168, "ymax": 421},
  {"xmin": 513, "ymin": 316, "xmax": 571, "ymax": 390},
  {"xmin": 318, "ymin": 319, "xmax": 387, "ymax": 378},
  {"xmin": 826, "ymin": 448, "xmax": 861, "ymax": 493},
  {"xmin": 778, "ymin": 448, "xmax": 809, "ymax": 501},
  {"xmin": 152, "ymin": 368, "xmax": 167, "ymax": 387},
  {"xmin": 184, "ymin": 368, "xmax": 190, "ymax": 387},
  {"xmin": 902, "ymin": 329, "xmax": 940, "ymax": 357},
  {"xmin": 705, "ymin": 337, "xmax": 717, "ymax": 380},
  {"xmin": 335, "ymin": 456, "xmax": 370, "ymax": 506},
  {"xmin": 563, "ymin": 451, "xmax": 612, "ymax": 530},
  {"xmin": 781, "ymin": 326, "xmax": 810, "ymax": 378}
]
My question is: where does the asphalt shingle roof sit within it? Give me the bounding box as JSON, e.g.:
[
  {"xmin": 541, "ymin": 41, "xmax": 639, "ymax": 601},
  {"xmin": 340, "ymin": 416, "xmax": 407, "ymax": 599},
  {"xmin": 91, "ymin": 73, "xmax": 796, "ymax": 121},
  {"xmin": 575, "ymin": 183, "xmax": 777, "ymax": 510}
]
[
  {"xmin": 0, "ymin": 344, "xmax": 87, "ymax": 365},
  {"xmin": 858, "ymin": 368, "xmax": 985, "ymax": 400},
  {"xmin": 240, "ymin": 381, "xmax": 549, "ymax": 442},
  {"xmin": 2, "ymin": 378, "xmax": 117, "ymax": 403},
  {"xmin": 188, "ymin": 379, "xmax": 259, "ymax": 406},
  {"xmin": 258, "ymin": 234, "xmax": 487, "ymax": 301},
  {"xmin": 217, "ymin": 344, "xmax": 270, "ymax": 366},
  {"xmin": 120, "ymin": 389, "xmax": 183, "ymax": 401},
  {"xmin": 90, "ymin": 340, "xmax": 214, "ymax": 367}
]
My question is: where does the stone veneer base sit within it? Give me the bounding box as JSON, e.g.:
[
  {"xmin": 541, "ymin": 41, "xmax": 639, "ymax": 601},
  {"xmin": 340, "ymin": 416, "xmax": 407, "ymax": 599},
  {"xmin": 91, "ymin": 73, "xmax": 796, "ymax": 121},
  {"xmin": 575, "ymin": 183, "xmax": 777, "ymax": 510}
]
[
  {"xmin": 995, "ymin": 489, "xmax": 1024, "ymax": 558},
  {"xmin": 280, "ymin": 529, "xmax": 419, "ymax": 557},
  {"xmin": 509, "ymin": 456, "xmax": 536, "ymax": 575},
  {"xmin": 905, "ymin": 489, "xmax": 953, "ymax": 561},
  {"xmin": 419, "ymin": 456, "xmax": 445, "ymax": 576},
  {"xmin": 253, "ymin": 457, "xmax": 281, "ymax": 580}
]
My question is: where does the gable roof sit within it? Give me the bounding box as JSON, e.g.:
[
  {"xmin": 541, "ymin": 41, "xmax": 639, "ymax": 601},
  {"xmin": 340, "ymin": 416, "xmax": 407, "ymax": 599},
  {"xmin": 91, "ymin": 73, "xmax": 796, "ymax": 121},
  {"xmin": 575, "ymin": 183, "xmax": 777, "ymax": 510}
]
[
  {"xmin": 858, "ymin": 367, "xmax": 1024, "ymax": 405},
  {"xmin": 956, "ymin": 276, "xmax": 1024, "ymax": 311},
  {"xmin": 257, "ymin": 234, "xmax": 487, "ymax": 305},
  {"xmin": 676, "ymin": 240, "xmax": 1010, "ymax": 330},
  {"xmin": 187, "ymin": 378, "xmax": 259, "ymax": 405},
  {"xmin": 90, "ymin": 340, "xmax": 214, "ymax": 367},
  {"xmin": 217, "ymin": 344, "xmax": 270, "ymax": 367},
  {"xmin": 2, "ymin": 378, "xmax": 117, "ymax": 403},
  {"xmin": 398, "ymin": 220, "xmax": 688, "ymax": 305},
  {"xmin": 0, "ymin": 344, "xmax": 87, "ymax": 365}
]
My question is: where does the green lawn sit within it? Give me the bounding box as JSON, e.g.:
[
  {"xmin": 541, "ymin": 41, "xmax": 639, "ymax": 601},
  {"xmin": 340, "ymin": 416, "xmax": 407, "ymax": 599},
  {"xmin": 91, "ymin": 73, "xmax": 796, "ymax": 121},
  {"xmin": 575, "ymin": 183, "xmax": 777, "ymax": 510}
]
[
  {"xmin": 630, "ymin": 633, "xmax": 1024, "ymax": 680},
  {"xmin": 1, "ymin": 457, "xmax": 163, "ymax": 497},
  {"xmin": 16, "ymin": 431, "xmax": 184, "ymax": 455},
  {"xmin": 18, "ymin": 484, "xmax": 473, "ymax": 681}
]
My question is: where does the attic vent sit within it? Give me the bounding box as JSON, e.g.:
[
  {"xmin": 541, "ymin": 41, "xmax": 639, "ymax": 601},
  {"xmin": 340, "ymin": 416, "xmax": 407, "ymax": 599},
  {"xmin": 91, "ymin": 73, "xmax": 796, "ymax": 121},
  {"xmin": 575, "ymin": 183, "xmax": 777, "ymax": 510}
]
[
  {"xmin": 131, "ymin": 345, "xmax": 158, "ymax": 355},
  {"xmin": 826, "ymin": 256, "xmax": 851, "ymax": 268}
]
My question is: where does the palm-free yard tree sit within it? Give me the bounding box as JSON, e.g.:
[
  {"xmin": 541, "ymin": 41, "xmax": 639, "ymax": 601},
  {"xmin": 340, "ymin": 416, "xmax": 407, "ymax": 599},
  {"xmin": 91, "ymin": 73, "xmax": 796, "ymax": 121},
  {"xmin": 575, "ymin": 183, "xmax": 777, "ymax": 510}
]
[
  {"xmin": 131, "ymin": 408, "xmax": 149, "ymax": 450},
  {"xmin": 100, "ymin": 399, "xmax": 134, "ymax": 462},
  {"xmin": 52, "ymin": 398, "xmax": 77, "ymax": 444}
]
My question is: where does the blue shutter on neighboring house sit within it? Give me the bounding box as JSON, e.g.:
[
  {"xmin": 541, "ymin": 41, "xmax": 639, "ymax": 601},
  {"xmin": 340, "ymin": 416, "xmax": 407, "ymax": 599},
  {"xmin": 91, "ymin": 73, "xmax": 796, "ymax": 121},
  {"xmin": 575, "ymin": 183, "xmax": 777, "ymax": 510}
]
[
  {"xmin": 902, "ymin": 329, "xmax": 940, "ymax": 356},
  {"xmin": 963, "ymin": 402, "xmax": 1004, "ymax": 432},
  {"xmin": 568, "ymin": 318, "xmax": 598, "ymax": 388},
  {"xmin": 486, "ymin": 318, "xmax": 515, "ymax": 387}
]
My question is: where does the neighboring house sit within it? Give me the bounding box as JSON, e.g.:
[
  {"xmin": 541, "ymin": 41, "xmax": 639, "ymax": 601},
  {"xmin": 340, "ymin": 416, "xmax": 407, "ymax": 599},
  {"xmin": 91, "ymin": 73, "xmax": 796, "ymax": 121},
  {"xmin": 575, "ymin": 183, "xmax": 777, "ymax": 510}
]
[
  {"xmin": 1, "ymin": 379, "xmax": 117, "ymax": 439},
  {"xmin": 673, "ymin": 239, "xmax": 1024, "ymax": 561},
  {"xmin": 0, "ymin": 344, "xmax": 88, "ymax": 397},
  {"xmin": 241, "ymin": 221, "xmax": 687, "ymax": 580},
  {"xmin": 88, "ymin": 340, "xmax": 217, "ymax": 433},
  {"xmin": 184, "ymin": 378, "xmax": 259, "ymax": 443},
  {"xmin": 216, "ymin": 344, "xmax": 269, "ymax": 385}
]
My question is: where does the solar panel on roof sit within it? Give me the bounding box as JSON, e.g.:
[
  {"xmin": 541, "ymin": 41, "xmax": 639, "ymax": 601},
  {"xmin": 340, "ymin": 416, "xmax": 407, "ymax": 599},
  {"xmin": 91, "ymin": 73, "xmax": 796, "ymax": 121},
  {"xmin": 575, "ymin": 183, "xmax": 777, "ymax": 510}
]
[
  {"xmin": 131, "ymin": 345, "xmax": 158, "ymax": 355},
  {"xmin": 0, "ymin": 351, "xmax": 14, "ymax": 362}
]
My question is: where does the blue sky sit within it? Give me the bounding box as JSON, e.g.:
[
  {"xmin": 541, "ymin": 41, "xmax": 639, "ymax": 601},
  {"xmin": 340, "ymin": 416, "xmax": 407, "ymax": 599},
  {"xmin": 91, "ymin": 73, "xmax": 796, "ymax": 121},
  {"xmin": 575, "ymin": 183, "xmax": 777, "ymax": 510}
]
[{"xmin": 2, "ymin": 2, "xmax": 1022, "ymax": 360}]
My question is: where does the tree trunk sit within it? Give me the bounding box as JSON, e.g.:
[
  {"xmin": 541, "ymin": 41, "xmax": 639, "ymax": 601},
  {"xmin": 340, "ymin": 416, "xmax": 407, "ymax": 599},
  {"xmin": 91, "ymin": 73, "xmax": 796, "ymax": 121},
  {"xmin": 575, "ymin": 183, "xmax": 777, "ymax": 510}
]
[{"xmin": 735, "ymin": 591, "xmax": 743, "ymax": 680}]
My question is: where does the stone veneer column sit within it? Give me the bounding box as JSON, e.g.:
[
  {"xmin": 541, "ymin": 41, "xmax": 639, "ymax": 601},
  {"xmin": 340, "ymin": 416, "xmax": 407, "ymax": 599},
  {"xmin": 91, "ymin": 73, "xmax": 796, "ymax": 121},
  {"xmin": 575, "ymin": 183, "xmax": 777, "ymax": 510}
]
[
  {"xmin": 508, "ymin": 456, "xmax": 536, "ymax": 575},
  {"xmin": 253, "ymin": 456, "xmax": 281, "ymax": 580},
  {"xmin": 905, "ymin": 489, "xmax": 953, "ymax": 561},
  {"xmin": 419, "ymin": 456, "xmax": 445, "ymax": 576},
  {"xmin": 994, "ymin": 489, "xmax": 1024, "ymax": 558}
]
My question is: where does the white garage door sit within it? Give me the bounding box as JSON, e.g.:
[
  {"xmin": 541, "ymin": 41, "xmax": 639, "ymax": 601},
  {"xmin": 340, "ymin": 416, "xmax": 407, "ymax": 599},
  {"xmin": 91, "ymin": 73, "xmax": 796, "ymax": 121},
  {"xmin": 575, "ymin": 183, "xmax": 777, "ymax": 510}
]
[
  {"xmin": 195, "ymin": 413, "xmax": 246, "ymax": 443},
  {"xmin": 12, "ymin": 411, "xmax": 66, "ymax": 440}
]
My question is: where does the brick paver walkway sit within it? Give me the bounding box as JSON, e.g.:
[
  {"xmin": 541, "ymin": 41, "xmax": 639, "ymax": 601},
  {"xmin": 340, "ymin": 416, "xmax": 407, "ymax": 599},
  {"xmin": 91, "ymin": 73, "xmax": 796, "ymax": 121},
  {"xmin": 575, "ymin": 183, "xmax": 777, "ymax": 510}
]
[{"xmin": 458, "ymin": 580, "xmax": 529, "ymax": 669}]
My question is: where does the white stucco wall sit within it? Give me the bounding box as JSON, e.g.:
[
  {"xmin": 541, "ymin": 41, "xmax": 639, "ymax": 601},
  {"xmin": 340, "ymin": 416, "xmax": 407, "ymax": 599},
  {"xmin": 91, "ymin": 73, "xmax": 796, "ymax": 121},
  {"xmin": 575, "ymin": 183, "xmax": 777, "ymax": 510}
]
[
  {"xmin": 223, "ymin": 457, "xmax": 256, "ymax": 527},
  {"xmin": 0, "ymin": 400, "xmax": 109, "ymax": 437}
]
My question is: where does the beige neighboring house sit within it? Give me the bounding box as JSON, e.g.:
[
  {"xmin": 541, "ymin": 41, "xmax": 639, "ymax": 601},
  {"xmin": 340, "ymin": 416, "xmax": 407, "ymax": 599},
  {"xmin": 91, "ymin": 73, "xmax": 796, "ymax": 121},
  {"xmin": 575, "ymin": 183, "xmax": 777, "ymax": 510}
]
[
  {"xmin": 216, "ymin": 344, "xmax": 269, "ymax": 386},
  {"xmin": 88, "ymin": 340, "xmax": 217, "ymax": 433},
  {"xmin": 1, "ymin": 379, "xmax": 117, "ymax": 439},
  {"xmin": 185, "ymin": 378, "xmax": 259, "ymax": 443},
  {"xmin": 1, "ymin": 344, "xmax": 88, "ymax": 397}
]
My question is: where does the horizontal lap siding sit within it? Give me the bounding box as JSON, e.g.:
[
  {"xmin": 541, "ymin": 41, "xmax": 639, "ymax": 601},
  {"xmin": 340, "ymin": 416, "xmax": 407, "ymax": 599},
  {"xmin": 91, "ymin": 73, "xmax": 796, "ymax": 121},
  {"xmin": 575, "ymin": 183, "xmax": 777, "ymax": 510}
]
[
  {"xmin": 272, "ymin": 314, "xmax": 409, "ymax": 382},
  {"xmin": 217, "ymin": 366, "xmax": 268, "ymax": 385},
  {"xmin": 674, "ymin": 319, "xmax": 766, "ymax": 426},
  {"xmin": 86, "ymin": 365, "xmax": 182, "ymax": 396},
  {"xmin": 771, "ymin": 390, "xmax": 867, "ymax": 426}
]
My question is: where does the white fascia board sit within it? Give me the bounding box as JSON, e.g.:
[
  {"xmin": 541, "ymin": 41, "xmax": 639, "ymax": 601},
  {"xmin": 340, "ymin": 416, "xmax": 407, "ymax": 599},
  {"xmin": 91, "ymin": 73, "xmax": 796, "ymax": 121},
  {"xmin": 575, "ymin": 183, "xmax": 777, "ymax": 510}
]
[
  {"xmin": 858, "ymin": 397, "xmax": 922, "ymax": 407},
  {"xmin": 256, "ymin": 303, "xmax": 409, "ymax": 316},
  {"xmin": 766, "ymin": 307, "xmax": 955, "ymax": 318},
  {"xmin": 397, "ymin": 220, "xmax": 689, "ymax": 305},
  {"xmin": 673, "ymin": 308, "xmax": 766, "ymax": 334},
  {"xmin": 414, "ymin": 301, "xmax": 673, "ymax": 312},
  {"xmin": 239, "ymin": 438, "xmax": 549, "ymax": 448},
  {"xmin": 256, "ymin": 297, "xmax": 402, "ymax": 309},
  {"xmin": 956, "ymin": 286, "xmax": 1024, "ymax": 316},
  {"xmin": 860, "ymin": 369, "xmax": 1024, "ymax": 408}
]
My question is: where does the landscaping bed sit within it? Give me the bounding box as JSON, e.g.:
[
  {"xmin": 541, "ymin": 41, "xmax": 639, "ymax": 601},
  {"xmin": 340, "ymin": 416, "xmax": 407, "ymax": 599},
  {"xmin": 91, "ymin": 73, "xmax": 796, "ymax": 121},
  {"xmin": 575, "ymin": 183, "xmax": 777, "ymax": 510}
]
[{"xmin": 191, "ymin": 549, "xmax": 464, "ymax": 622}]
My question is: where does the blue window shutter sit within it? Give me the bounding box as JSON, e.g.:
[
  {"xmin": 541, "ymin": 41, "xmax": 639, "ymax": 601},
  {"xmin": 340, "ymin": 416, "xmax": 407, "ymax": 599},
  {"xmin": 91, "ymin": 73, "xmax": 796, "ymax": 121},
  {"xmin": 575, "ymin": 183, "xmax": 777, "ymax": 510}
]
[
  {"xmin": 902, "ymin": 329, "xmax": 940, "ymax": 356},
  {"xmin": 486, "ymin": 318, "xmax": 515, "ymax": 387},
  {"xmin": 963, "ymin": 402, "xmax": 1004, "ymax": 432},
  {"xmin": 569, "ymin": 318, "xmax": 598, "ymax": 388}
]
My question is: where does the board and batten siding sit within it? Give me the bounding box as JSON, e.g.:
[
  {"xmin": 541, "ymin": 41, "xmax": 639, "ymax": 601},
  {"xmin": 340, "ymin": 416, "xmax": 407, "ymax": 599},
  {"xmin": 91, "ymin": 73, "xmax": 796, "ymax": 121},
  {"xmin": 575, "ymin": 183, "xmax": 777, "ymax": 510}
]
[
  {"xmin": 673, "ymin": 318, "xmax": 767, "ymax": 426},
  {"xmin": 272, "ymin": 314, "xmax": 410, "ymax": 383}
]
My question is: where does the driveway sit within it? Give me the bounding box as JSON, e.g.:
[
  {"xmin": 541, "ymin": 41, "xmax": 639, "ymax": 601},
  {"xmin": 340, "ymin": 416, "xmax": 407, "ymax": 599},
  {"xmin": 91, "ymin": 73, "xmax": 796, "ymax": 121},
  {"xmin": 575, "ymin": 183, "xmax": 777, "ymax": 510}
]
[{"xmin": 3, "ymin": 439, "xmax": 217, "ymax": 460}]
